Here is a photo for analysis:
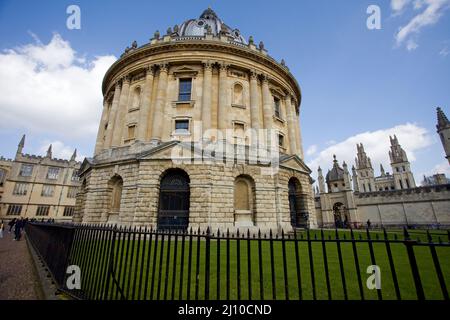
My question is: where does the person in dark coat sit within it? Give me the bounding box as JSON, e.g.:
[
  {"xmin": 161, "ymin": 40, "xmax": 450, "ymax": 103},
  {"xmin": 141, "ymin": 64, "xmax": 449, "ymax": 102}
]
[
  {"xmin": 367, "ymin": 219, "xmax": 372, "ymax": 229},
  {"xmin": 8, "ymin": 218, "xmax": 16, "ymax": 232},
  {"xmin": 14, "ymin": 218, "xmax": 23, "ymax": 241}
]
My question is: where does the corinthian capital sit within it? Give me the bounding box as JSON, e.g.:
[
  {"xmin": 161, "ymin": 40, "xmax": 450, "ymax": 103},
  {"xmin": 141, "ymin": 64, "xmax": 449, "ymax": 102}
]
[
  {"xmin": 261, "ymin": 73, "xmax": 270, "ymax": 83},
  {"xmin": 202, "ymin": 60, "xmax": 213, "ymax": 71},
  {"xmin": 145, "ymin": 64, "xmax": 156, "ymax": 76},
  {"xmin": 218, "ymin": 61, "xmax": 229, "ymax": 71},
  {"xmin": 158, "ymin": 63, "xmax": 169, "ymax": 73},
  {"xmin": 122, "ymin": 74, "xmax": 131, "ymax": 83},
  {"xmin": 249, "ymin": 69, "xmax": 259, "ymax": 80}
]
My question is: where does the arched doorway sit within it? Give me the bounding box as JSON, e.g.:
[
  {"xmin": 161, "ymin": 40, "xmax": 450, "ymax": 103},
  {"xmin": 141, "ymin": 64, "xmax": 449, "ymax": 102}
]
[
  {"xmin": 158, "ymin": 169, "xmax": 190, "ymax": 231},
  {"xmin": 333, "ymin": 202, "xmax": 349, "ymax": 228},
  {"xmin": 288, "ymin": 178, "xmax": 308, "ymax": 228}
]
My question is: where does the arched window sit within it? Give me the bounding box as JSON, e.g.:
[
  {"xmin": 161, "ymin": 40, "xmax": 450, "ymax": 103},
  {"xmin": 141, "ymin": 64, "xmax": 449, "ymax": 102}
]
[
  {"xmin": 132, "ymin": 86, "xmax": 141, "ymax": 109},
  {"xmin": 233, "ymin": 83, "xmax": 244, "ymax": 106},
  {"xmin": 234, "ymin": 175, "xmax": 255, "ymax": 226},
  {"xmin": 109, "ymin": 175, "xmax": 123, "ymax": 214},
  {"xmin": 235, "ymin": 179, "xmax": 250, "ymax": 210}
]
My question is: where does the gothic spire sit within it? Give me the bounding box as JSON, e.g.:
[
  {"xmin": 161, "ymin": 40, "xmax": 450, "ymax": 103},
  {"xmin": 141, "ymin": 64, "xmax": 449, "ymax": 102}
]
[
  {"xmin": 437, "ymin": 107, "xmax": 450, "ymax": 131},
  {"xmin": 46, "ymin": 144, "xmax": 52, "ymax": 158},
  {"xmin": 16, "ymin": 134, "xmax": 25, "ymax": 155},
  {"xmin": 70, "ymin": 149, "xmax": 77, "ymax": 161},
  {"xmin": 380, "ymin": 163, "xmax": 385, "ymax": 176}
]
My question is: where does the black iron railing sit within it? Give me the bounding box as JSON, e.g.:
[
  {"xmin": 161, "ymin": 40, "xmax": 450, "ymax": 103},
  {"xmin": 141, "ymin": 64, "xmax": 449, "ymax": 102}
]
[{"xmin": 25, "ymin": 222, "xmax": 450, "ymax": 300}]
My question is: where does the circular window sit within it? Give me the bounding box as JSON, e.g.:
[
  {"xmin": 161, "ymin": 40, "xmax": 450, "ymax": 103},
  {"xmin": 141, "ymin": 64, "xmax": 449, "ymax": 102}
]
[
  {"xmin": 198, "ymin": 20, "xmax": 204, "ymax": 26},
  {"xmin": 234, "ymin": 31, "xmax": 240, "ymax": 37}
]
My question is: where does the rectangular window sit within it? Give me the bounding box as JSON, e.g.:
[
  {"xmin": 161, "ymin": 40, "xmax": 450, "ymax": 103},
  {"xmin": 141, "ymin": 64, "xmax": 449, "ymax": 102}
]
[
  {"xmin": 19, "ymin": 164, "xmax": 34, "ymax": 177},
  {"xmin": 47, "ymin": 167, "xmax": 59, "ymax": 180},
  {"xmin": 175, "ymin": 119, "xmax": 189, "ymax": 133},
  {"xmin": 127, "ymin": 125, "xmax": 136, "ymax": 139},
  {"xmin": 36, "ymin": 205, "xmax": 50, "ymax": 216},
  {"xmin": 71, "ymin": 170, "xmax": 79, "ymax": 181},
  {"xmin": 0, "ymin": 169, "xmax": 5, "ymax": 186},
  {"xmin": 7, "ymin": 204, "xmax": 22, "ymax": 215},
  {"xmin": 41, "ymin": 184, "xmax": 55, "ymax": 197},
  {"xmin": 233, "ymin": 122, "xmax": 245, "ymax": 144},
  {"xmin": 13, "ymin": 183, "xmax": 28, "ymax": 196},
  {"xmin": 63, "ymin": 206, "xmax": 75, "ymax": 216},
  {"xmin": 274, "ymin": 97, "xmax": 281, "ymax": 118},
  {"xmin": 67, "ymin": 186, "xmax": 78, "ymax": 198},
  {"xmin": 278, "ymin": 134, "xmax": 284, "ymax": 148},
  {"xmin": 178, "ymin": 78, "xmax": 192, "ymax": 101}
]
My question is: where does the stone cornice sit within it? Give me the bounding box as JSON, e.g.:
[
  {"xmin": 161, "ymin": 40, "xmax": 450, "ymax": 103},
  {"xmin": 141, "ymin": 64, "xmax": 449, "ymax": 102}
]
[{"xmin": 102, "ymin": 40, "xmax": 302, "ymax": 105}]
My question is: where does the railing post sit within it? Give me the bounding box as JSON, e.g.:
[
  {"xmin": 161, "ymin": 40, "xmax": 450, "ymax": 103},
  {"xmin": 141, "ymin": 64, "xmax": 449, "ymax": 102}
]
[
  {"xmin": 205, "ymin": 227, "xmax": 211, "ymax": 300},
  {"xmin": 103, "ymin": 225, "xmax": 117, "ymax": 300},
  {"xmin": 403, "ymin": 228, "xmax": 425, "ymax": 300}
]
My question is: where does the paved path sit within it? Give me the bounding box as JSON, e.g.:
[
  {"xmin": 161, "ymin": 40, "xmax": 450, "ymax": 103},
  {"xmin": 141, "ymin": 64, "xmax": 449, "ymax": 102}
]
[{"xmin": 0, "ymin": 228, "xmax": 43, "ymax": 300}]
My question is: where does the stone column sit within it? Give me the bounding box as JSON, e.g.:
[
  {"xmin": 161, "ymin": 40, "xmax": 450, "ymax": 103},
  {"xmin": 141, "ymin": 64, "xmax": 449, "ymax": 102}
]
[
  {"xmin": 249, "ymin": 70, "xmax": 261, "ymax": 130},
  {"xmin": 94, "ymin": 98, "xmax": 110, "ymax": 155},
  {"xmin": 294, "ymin": 104, "xmax": 304, "ymax": 158},
  {"xmin": 218, "ymin": 62, "xmax": 229, "ymax": 134},
  {"xmin": 137, "ymin": 65, "xmax": 155, "ymax": 142},
  {"xmin": 105, "ymin": 81, "xmax": 121, "ymax": 148},
  {"xmin": 151, "ymin": 63, "xmax": 169, "ymax": 143},
  {"xmin": 261, "ymin": 74, "xmax": 274, "ymax": 147},
  {"xmin": 261, "ymin": 74, "xmax": 273, "ymax": 129},
  {"xmin": 112, "ymin": 75, "xmax": 130, "ymax": 147},
  {"xmin": 202, "ymin": 60, "xmax": 213, "ymax": 136},
  {"xmin": 285, "ymin": 93, "xmax": 298, "ymax": 155}
]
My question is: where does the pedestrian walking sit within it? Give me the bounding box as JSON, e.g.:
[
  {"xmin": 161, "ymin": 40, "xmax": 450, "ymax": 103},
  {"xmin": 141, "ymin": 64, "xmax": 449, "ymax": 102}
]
[
  {"xmin": 8, "ymin": 218, "xmax": 16, "ymax": 232},
  {"xmin": 14, "ymin": 218, "xmax": 23, "ymax": 241},
  {"xmin": 0, "ymin": 220, "xmax": 4, "ymax": 239},
  {"xmin": 367, "ymin": 219, "xmax": 372, "ymax": 229}
]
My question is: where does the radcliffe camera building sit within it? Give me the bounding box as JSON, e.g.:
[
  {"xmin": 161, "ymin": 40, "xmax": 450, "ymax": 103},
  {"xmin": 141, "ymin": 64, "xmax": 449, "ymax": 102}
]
[{"xmin": 74, "ymin": 8, "xmax": 316, "ymax": 231}]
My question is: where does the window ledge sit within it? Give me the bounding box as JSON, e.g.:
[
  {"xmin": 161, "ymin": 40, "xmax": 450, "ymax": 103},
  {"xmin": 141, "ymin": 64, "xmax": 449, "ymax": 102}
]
[
  {"xmin": 172, "ymin": 100, "xmax": 195, "ymax": 107},
  {"xmin": 123, "ymin": 138, "xmax": 136, "ymax": 144},
  {"xmin": 128, "ymin": 107, "xmax": 140, "ymax": 113},
  {"xmin": 273, "ymin": 115, "xmax": 285, "ymax": 124},
  {"xmin": 171, "ymin": 131, "xmax": 191, "ymax": 137},
  {"xmin": 232, "ymin": 104, "xmax": 246, "ymax": 109}
]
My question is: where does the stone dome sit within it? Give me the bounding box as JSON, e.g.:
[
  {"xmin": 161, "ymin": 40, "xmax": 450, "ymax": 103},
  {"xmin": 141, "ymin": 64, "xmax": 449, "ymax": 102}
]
[
  {"xmin": 177, "ymin": 7, "xmax": 247, "ymax": 44},
  {"xmin": 326, "ymin": 155, "xmax": 345, "ymax": 183}
]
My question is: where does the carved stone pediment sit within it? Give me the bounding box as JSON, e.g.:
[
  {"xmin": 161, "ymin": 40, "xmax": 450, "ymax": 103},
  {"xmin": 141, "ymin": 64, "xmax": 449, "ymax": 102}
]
[
  {"xmin": 171, "ymin": 65, "xmax": 199, "ymax": 78},
  {"xmin": 280, "ymin": 155, "xmax": 311, "ymax": 174}
]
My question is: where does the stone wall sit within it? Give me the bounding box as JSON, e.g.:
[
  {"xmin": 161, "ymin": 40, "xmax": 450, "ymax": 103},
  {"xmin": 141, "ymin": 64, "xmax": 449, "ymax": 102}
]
[
  {"xmin": 77, "ymin": 157, "xmax": 316, "ymax": 233},
  {"xmin": 315, "ymin": 184, "xmax": 450, "ymax": 228}
]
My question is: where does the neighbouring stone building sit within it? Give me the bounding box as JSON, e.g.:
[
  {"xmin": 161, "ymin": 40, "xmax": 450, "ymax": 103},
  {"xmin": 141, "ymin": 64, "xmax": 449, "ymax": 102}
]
[
  {"xmin": 74, "ymin": 8, "xmax": 316, "ymax": 232},
  {"xmin": 0, "ymin": 135, "xmax": 81, "ymax": 222},
  {"xmin": 315, "ymin": 107, "xmax": 450, "ymax": 228}
]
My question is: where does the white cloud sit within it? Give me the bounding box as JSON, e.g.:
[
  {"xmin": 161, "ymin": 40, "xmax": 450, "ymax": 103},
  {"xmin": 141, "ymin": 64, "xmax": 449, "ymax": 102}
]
[
  {"xmin": 394, "ymin": 0, "xmax": 450, "ymax": 50},
  {"xmin": 423, "ymin": 160, "xmax": 450, "ymax": 176},
  {"xmin": 0, "ymin": 33, "xmax": 116, "ymax": 139},
  {"xmin": 439, "ymin": 46, "xmax": 450, "ymax": 56},
  {"xmin": 407, "ymin": 38, "xmax": 419, "ymax": 50},
  {"xmin": 306, "ymin": 145, "xmax": 318, "ymax": 156},
  {"xmin": 391, "ymin": 0, "xmax": 412, "ymax": 12},
  {"xmin": 37, "ymin": 140, "xmax": 85, "ymax": 162},
  {"xmin": 306, "ymin": 123, "xmax": 433, "ymax": 180}
]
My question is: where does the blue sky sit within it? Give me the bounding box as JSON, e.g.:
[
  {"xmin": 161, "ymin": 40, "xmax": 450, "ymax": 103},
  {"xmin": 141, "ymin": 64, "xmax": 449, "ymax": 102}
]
[{"xmin": 0, "ymin": 0, "xmax": 449, "ymax": 183}]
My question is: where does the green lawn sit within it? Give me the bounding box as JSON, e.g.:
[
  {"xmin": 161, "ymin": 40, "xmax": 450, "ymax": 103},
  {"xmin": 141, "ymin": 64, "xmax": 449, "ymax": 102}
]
[{"xmin": 66, "ymin": 228, "xmax": 450, "ymax": 300}]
